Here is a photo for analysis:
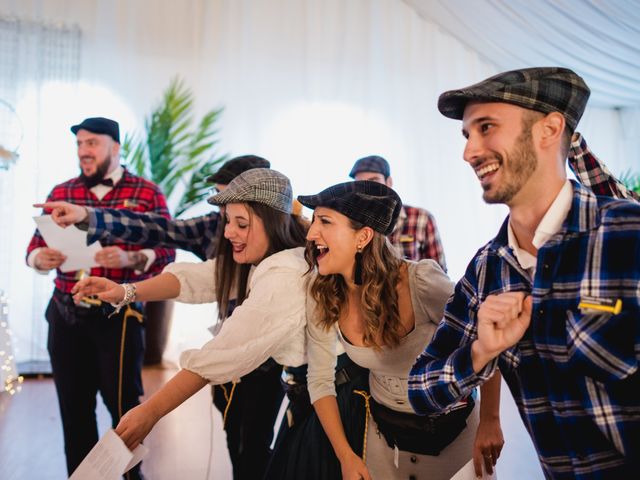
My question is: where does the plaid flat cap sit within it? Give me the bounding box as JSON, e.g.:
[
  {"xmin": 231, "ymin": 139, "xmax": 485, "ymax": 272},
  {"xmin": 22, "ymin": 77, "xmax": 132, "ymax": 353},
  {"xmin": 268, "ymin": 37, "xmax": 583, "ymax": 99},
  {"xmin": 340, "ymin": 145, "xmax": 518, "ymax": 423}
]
[
  {"xmin": 207, "ymin": 168, "xmax": 293, "ymax": 213},
  {"xmin": 298, "ymin": 181, "xmax": 402, "ymax": 235},
  {"xmin": 349, "ymin": 155, "xmax": 391, "ymax": 179},
  {"xmin": 206, "ymin": 155, "xmax": 271, "ymax": 185},
  {"xmin": 438, "ymin": 67, "xmax": 590, "ymax": 131}
]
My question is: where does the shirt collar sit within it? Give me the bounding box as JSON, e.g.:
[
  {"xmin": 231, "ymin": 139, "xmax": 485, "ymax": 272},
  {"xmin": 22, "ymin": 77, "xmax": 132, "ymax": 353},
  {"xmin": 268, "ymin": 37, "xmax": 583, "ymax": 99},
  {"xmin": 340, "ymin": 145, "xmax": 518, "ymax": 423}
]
[
  {"xmin": 105, "ymin": 165, "xmax": 124, "ymax": 185},
  {"xmin": 491, "ymin": 179, "xmax": 599, "ymax": 254}
]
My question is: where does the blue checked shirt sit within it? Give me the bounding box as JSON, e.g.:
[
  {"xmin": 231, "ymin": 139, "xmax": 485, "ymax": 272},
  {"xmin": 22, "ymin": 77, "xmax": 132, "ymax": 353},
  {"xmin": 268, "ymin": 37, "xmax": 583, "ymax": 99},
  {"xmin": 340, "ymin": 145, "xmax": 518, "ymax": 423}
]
[
  {"xmin": 408, "ymin": 182, "xmax": 640, "ymax": 479},
  {"xmin": 87, "ymin": 208, "xmax": 221, "ymax": 261}
]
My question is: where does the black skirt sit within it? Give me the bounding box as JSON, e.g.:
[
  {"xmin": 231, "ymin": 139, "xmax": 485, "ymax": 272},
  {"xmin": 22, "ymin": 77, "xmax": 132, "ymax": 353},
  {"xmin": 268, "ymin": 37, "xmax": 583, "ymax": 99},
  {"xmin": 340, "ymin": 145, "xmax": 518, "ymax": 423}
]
[{"xmin": 264, "ymin": 354, "xmax": 369, "ymax": 480}]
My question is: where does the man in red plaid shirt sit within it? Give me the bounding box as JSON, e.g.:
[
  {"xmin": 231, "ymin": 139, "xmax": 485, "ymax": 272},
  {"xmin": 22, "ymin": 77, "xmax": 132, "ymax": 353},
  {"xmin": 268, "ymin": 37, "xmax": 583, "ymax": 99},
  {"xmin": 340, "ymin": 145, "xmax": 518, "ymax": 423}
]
[
  {"xmin": 26, "ymin": 117, "xmax": 175, "ymax": 479},
  {"xmin": 349, "ymin": 155, "xmax": 447, "ymax": 270}
]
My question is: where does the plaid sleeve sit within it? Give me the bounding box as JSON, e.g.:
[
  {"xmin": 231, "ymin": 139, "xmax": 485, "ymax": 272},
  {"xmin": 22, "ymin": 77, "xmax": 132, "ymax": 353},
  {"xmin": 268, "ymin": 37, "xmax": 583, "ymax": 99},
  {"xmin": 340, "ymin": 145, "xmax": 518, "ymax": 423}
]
[
  {"xmin": 89, "ymin": 209, "xmax": 219, "ymax": 261},
  {"xmin": 420, "ymin": 211, "xmax": 447, "ymax": 271},
  {"xmin": 408, "ymin": 260, "xmax": 497, "ymax": 414},
  {"xmin": 568, "ymin": 132, "xmax": 640, "ymax": 201},
  {"xmin": 142, "ymin": 186, "xmax": 176, "ymax": 275}
]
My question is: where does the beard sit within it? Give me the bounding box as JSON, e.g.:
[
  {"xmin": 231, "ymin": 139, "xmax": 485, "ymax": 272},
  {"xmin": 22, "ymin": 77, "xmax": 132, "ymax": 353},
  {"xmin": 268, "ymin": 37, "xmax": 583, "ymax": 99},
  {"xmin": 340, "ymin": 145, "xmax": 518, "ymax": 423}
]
[
  {"xmin": 80, "ymin": 154, "xmax": 112, "ymax": 188},
  {"xmin": 483, "ymin": 126, "xmax": 538, "ymax": 205}
]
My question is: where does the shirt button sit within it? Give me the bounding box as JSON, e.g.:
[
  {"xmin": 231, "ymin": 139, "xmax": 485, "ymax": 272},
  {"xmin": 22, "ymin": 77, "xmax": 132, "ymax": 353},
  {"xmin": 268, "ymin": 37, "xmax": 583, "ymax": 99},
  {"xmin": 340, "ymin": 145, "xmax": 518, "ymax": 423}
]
[
  {"xmin": 396, "ymin": 400, "xmax": 405, "ymax": 405},
  {"xmin": 538, "ymin": 308, "xmax": 544, "ymax": 315},
  {"xmin": 410, "ymin": 455, "xmax": 417, "ymax": 463}
]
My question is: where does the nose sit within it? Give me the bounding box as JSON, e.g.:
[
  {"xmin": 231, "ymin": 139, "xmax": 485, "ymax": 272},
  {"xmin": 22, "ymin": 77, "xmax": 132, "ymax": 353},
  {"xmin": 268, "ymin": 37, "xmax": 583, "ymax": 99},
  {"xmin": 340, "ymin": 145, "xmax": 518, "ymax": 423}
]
[
  {"xmin": 306, "ymin": 221, "xmax": 319, "ymax": 242},
  {"xmin": 463, "ymin": 133, "xmax": 483, "ymax": 165},
  {"xmin": 224, "ymin": 222, "xmax": 235, "ymax": 240}
]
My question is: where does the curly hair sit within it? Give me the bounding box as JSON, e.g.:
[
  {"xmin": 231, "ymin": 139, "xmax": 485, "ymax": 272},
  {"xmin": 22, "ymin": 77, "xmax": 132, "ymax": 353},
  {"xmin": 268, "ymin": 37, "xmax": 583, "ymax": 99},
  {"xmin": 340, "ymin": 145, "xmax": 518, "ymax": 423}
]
[
  {"xmin": 305, "ymin": 220, "xmax": 405, "ymax": 348},
  {"xmin": 215, "ymin": 202, "xmax": 308, "ymax": 321}
]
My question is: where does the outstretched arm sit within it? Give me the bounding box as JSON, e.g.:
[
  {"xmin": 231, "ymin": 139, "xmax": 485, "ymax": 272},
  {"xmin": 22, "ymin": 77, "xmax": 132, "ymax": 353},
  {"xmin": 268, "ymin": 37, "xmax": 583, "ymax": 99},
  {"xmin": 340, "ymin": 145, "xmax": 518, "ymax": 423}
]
[
  {"xmin": 35, "ymin": 201, "xmax": 218, "ymax": 261},
  {"xmin": 115, "ymin": 369, "xmax": 208, "ymax": 449},
  {"xmin": 71, "ymin": 272, "xmax": 181, "ymax": 305}
]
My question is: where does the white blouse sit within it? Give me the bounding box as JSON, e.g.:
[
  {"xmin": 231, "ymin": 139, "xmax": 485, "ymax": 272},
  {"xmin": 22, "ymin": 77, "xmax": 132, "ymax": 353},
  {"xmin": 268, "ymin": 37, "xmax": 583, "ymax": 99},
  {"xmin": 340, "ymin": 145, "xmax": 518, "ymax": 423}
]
[{"xmin": 164, "ymin": 247, "xmax": 308, "ymax": 384}]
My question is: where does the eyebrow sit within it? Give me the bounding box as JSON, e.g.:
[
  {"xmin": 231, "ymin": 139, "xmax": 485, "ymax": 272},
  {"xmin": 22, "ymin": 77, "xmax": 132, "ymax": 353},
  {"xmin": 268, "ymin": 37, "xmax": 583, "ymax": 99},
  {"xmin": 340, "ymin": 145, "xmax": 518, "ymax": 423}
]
[{"xmin": 462, "ymin": 115, "xmax": 498, "ymax": 136}]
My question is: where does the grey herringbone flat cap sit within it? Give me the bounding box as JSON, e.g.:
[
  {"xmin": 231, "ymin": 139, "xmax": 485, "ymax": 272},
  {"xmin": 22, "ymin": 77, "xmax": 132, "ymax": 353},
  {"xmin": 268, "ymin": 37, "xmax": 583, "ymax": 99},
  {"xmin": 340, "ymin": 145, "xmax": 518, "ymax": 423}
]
[{"xmin": 207, "ymin": 168, "xmax": 293, "ymax": 214}]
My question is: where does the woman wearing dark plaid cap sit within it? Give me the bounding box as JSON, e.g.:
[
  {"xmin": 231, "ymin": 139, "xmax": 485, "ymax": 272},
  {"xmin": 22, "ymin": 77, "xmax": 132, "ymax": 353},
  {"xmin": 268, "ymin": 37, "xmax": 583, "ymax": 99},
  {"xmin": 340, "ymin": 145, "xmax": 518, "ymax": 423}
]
[
  {"xmin": 70, "ymin": 168, "xmax": 316, "ymax": 476},
  {"xmin": 299, "ymin": 181, "xmax": 503, "ymax": 480}
]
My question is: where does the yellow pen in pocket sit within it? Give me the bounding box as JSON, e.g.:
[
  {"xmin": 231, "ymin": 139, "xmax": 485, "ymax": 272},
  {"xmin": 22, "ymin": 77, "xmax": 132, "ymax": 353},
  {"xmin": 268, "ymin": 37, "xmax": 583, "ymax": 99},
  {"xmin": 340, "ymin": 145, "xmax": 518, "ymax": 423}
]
[{"xmin": 578, "ymin": 296, "xmax": 622, "ymax": 315}]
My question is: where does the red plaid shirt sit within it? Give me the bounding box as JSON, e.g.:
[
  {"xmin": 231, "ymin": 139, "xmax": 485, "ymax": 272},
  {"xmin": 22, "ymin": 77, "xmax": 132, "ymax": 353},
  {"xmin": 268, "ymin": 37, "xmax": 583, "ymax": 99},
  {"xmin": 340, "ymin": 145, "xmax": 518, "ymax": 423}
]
[
  {"xmin": 27, "ymin": 168, "xmax": 175, "ymax": 293},
  {"xmin": 388, "ymin": 205, "xmax": 447, "ymax": 270}
]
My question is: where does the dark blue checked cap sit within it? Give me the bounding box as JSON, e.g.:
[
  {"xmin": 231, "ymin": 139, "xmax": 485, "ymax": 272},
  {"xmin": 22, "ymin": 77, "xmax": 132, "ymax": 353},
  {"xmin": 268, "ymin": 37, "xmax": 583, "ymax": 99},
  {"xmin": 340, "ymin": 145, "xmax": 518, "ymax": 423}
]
[
  {"xmin": 349, "ymin": 155, "xmax": 391, "ymax": 179},
  {"xmin": 298, "ymin": 181, "xmax": 402, "ymax": 235},
  {"xmin": 438, "ymin": 67, "xmax": 590, "ymax": 131},
  {"xmin": 207, "ymin": 168, "xmax": 293, "ymax": 213},
  {"xmin": 71, "ymin": 117, "xmax": 120, "ymax": 143}
]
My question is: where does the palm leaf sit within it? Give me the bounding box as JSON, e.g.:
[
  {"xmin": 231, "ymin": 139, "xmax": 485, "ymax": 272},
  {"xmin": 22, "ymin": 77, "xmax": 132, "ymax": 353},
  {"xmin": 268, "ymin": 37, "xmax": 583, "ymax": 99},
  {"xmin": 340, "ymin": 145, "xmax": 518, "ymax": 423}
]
[
  {"xmin": 619, "ymin": 169, "xmax": 640, "ymax": 195},
  {"xmin": 123, "ymin": 77, "xmax": 228, "ymax": 217}
]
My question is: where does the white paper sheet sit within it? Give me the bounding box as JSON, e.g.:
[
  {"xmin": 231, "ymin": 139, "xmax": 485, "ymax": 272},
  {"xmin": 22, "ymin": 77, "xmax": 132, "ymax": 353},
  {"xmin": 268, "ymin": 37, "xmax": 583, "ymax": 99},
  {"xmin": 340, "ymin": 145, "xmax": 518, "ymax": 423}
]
[
  {"xmin": 69, "ymin": 429, "xmax": 149, "ymax": 480},
  {"xmin": 450, "ymin": 458, "xmax": 498, "ymax": 480},
  {"xmin": 34, "ymin": 215, "xmax": 102, "ymax": 272}
]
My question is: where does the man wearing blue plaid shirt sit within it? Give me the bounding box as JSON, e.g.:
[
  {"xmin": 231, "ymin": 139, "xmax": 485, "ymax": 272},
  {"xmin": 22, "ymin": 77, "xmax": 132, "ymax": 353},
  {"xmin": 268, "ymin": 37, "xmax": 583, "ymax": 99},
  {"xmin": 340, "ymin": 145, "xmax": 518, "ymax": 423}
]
[{"xmin": 408, "ymin": 67, "xmax": 640, "ymax": 479}]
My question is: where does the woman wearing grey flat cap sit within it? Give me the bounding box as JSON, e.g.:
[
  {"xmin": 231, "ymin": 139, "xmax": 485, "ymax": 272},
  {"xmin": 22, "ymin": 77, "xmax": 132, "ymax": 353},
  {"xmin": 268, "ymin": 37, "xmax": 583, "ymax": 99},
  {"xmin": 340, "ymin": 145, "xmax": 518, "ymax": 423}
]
[
  {"xmin": 300, "ymin": 181, "xmax": 503, "ymax": 480},
  {"xmin": 70, "ymin": 169, "xmax": 315, "ymax": 464}
]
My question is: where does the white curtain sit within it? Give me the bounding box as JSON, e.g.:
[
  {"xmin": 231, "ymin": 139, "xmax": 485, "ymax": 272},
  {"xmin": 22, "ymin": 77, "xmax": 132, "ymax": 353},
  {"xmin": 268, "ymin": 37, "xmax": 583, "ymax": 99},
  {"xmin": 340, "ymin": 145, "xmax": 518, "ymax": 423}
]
[
  {"xmin": 0, "ymin": 15, "xmax": 81, "ymax": 367},
  {"xmin": 5, "ymin": 0, "xmax": 636, "ymax": 476},
  {"xmin": 1, "ymin": 0, "xmax": 634, "ymax": 362}
]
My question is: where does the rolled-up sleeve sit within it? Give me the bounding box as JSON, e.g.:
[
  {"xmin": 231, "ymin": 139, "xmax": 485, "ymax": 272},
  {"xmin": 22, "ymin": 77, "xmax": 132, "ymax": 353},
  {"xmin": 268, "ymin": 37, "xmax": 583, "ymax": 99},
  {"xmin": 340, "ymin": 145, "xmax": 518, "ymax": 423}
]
[
  {"xmin": 306, "ymin": 299, "xmax": 340, "ymax": 404},
  {"xmin": 164, "ymin": 260, "xmax": 217, "ymax": 304},
  {"xmin": 180, "ymin": 251, "xmax": 307, "ymax": 384}
]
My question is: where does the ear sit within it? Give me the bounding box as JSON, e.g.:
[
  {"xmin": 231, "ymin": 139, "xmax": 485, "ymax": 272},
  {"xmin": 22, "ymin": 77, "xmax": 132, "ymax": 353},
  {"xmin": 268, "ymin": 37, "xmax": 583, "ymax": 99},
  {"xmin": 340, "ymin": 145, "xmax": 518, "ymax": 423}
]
[
  {"xmin": 357, "ymin": 226, "xmax": 375, "ymax": 249},
  {"xmin": 112, "ymin": 141, "xmax": 121, "ymax": 158},
  {"xmin": 538, "ymin": 112, "xmax": 565, "ymax": 150},
  {"xmin": 385, "ymin": 176, "xmax": 393, "ymax": 188}
]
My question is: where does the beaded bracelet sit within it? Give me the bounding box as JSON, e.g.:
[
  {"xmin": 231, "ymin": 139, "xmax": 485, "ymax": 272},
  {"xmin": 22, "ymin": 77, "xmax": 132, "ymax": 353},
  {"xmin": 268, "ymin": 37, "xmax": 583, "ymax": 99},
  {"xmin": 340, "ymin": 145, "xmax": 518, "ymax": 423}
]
[{"xmin": 109, "ymin": 283, "xmax": 137, "ymax": 317}]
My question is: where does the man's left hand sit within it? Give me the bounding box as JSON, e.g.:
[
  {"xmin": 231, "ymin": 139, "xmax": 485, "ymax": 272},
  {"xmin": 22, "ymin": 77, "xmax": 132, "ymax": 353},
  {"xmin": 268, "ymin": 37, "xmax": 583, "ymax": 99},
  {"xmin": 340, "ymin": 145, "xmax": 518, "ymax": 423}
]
[{"xmin": 95, "ymin": 246, "xmax": 129, "ymax": 269}]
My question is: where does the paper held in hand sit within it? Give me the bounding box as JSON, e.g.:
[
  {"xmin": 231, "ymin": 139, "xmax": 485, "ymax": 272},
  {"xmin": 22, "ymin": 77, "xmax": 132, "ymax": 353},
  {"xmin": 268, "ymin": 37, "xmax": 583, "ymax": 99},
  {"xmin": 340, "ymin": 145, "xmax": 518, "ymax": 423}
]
[
  {"xmin": 450, "ymin": 458, "xmax": 498, "ymax": 480},
  {"xmin": 69, "ymin": 429, "xmax": 148, "ymax": 480},
  {"xmin": 33, "ymin": 215, "xmax": 101, "ymax": 272}
]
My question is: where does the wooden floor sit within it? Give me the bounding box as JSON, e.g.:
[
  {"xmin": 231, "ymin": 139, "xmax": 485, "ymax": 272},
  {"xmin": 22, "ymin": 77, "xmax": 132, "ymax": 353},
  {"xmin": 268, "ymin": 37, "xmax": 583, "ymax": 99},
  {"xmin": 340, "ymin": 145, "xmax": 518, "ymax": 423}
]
[
  {"xmin": 0, "ymin": 364, "xmax": 232, "ymax": 480},
  {"xmin": 0, "ymin": 367, "xmax": 543, "ymax": 479}
]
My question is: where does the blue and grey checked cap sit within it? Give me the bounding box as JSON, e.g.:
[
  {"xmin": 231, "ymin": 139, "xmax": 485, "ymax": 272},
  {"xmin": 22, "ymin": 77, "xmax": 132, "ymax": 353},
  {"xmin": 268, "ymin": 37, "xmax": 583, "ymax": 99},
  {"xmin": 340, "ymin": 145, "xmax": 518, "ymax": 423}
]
[
  {"xmin": 207, "ymin": 168, "xmax": 293, "ymax": 213},
  {"xmin": 348, "ymin": 155, "xmax": 391, "ymax": 179},
  {"xmin": 438, "ymin": 67, "xmax": 590, "ymax": 131},
  {"xmin": 298, "ymin": 181, "xmax": 402, "ymax": 235}
]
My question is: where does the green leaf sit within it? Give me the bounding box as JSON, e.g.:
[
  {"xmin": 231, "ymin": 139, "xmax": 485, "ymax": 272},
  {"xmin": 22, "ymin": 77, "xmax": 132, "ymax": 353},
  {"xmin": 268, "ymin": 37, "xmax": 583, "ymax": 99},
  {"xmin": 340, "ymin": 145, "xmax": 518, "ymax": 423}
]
[{"xmin": 121, "ymin": 77, "xmax": 228, "ymax": 217}]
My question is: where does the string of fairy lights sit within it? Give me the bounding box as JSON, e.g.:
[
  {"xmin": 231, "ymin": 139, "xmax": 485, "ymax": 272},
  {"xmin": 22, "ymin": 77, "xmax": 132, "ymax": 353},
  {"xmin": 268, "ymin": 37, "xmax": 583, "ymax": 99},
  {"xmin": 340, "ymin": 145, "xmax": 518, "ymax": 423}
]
[{"xmin": 0, "ymin": 289, "xmax": 23, "ymax": 395}]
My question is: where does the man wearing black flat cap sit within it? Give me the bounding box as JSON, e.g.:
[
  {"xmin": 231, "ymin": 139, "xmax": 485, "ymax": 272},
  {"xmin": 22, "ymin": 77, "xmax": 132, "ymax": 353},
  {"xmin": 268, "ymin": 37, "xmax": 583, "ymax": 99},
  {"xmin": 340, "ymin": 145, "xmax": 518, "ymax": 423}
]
[
  {"xmin": 349, "ymin": 155, "xmax": 447, "ymax": 270},
  {"xmin": 27, "ymin": 116, "xmax": 176, "ymax": 479},
  {"xmin": 409, "ymin": 67, "xmax": 640, "ymax": 479},
  {"xmin": 37, "ymin": 154, "xmax": 293, "ymax": 480}
]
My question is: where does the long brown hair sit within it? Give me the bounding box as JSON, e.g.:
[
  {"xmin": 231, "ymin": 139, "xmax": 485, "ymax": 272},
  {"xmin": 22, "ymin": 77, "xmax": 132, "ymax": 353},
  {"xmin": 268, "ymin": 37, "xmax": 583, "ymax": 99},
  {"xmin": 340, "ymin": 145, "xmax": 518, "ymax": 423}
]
[
  {"xmin": 215, "ymin": 202, "xmax": 308, "ymax": 321},
  {"xmin": 305, "ymin": 219, "xmax": 404, "ymax": 348}
]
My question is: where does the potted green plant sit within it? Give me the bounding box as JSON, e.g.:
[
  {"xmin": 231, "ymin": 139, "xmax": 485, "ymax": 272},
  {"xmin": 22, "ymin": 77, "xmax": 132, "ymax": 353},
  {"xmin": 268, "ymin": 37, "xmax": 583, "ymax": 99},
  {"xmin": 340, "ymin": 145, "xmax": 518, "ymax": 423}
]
[
  {"xmin": 122, "ymin": 78, "xmax": 228, "ymax": 364},
  {"xmin": 620, "ymin": 170, "xmax": 640, "ymax": 196}
]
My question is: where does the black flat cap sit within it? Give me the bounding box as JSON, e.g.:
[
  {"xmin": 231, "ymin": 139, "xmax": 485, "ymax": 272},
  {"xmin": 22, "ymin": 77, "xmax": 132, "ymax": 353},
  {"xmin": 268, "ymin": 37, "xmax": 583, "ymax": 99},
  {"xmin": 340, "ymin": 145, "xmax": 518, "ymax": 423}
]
[
  {"xmin": 71, "ymin": 117, "xmax": 120, "ymax": 143},
  {"xmin": 349, "ymin": 155, "xmax": 391, "ymax": 179},
  {"xmin": 207, "ymin": 155, "xmax": 271, "ymax": 185},
  {"xmin": 298, "ymin": 181, "xmax": 402, "ymax": 235},
  {"xmin": 438, "ymin": 67, "xmax": 590, "ymax": 132}
]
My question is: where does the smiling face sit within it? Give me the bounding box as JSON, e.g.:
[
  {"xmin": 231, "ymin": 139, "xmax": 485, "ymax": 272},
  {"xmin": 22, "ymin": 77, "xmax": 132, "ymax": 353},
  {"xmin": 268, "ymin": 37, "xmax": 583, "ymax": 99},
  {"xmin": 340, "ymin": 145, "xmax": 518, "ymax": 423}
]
[
  {"xmin": 223, "ymin": 203, "xmax": 270, "ymax": 265},
  {"xmin": 462, "ymin": 102, "xmax": 539, "ymax": 206},
  {"xmin": 76, "ymin": 129, "xmax": 119, "ymax": 181},
  {"xmin": 306, "ymin": 206, "xmax": 369, "ymax": 280}
]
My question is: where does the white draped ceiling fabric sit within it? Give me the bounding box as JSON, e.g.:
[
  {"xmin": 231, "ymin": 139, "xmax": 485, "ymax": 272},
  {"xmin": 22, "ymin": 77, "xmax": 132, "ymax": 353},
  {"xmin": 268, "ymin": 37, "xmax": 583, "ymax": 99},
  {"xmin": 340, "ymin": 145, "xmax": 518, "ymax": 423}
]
[{"xmin": 0, "ymin": 1, "xmax": 637, "ymax": 476}]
